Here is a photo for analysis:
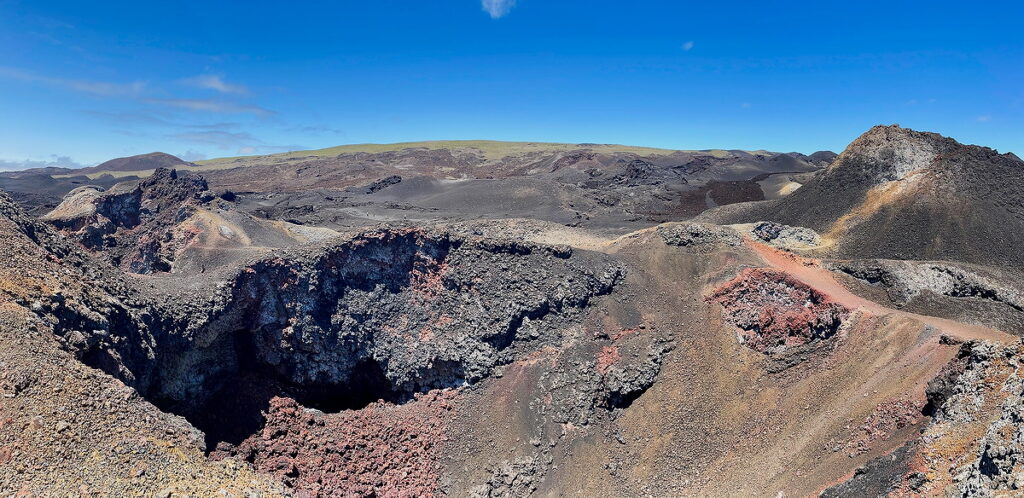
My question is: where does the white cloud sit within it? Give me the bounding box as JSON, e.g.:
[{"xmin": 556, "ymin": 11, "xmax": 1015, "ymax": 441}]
[
  {"xmin": 178, "ymin": 150, "xmax": 208, "ymax": 161},
  {"xmin": 146, "ymin": 98, "xmax": 274, "ymax": 116},
  {"xmin": 171, "ymin": 130, "xmax": 303, "ymax": 156},
  {"xmin": 681, "ymin": 41, "xmax": 695, "ymax": 51},
  {"xmin": 482, "ymin": 0, "xmax": 516, "ymax": 19},
  {"xmin": 0, "ymin": 155, "xmax": 87, "ymax": 171},
  {"xmin": 0, "ymin": 66, "xmax": 145, "ymax": 97},
  {"xmin": 171, "ymin": 130, "xmax": 259, "ymax": 150},
  {"xmin": 182, "ymin": 74, "xmax": 248, "ymax": 94},
  {"xmin": 977, "ymin": 115, "xmax": 992, "ymax": 122}
]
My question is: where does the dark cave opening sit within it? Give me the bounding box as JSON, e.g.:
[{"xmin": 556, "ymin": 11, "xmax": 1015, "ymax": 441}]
[{"xmin": 152, "ymin": 329, "xmax": 405, "ymax": 452}]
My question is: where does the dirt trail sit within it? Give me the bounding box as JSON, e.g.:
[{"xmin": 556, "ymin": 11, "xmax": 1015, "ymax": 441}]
[{"xmin": 749, "ymin": 240, "xmax": 1014, "ymax": 344}]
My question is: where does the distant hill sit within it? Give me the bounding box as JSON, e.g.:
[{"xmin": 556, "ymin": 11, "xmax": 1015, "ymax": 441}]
[
  {"xmin": 195, "ymin": 140, "xmax": 685, "ymax": 169},
  {"xmin": 76, "ymin": 152, "xmax": 193, "ymax": 175}
]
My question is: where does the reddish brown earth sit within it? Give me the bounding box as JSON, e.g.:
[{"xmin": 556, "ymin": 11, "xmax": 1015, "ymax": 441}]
[
  {"xmin": 708, "ymin": 267, "xmax": 850, "ymax": 353},
  {"xmin": 217, "ymin": 390, "xmax": 458, "ymax": 497},
  {"xmin": 845, "ymin": 398, "xmax": 926, "ymax": 455}
]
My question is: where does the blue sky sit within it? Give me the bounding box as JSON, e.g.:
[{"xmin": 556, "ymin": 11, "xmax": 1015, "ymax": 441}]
[{"xmin": 0, "ymin": 0, "xmax": 1021, "ymax": 168}]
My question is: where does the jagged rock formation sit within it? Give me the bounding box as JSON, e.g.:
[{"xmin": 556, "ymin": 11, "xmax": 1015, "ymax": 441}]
[
  {"xmin": 42, "ymin": 168, "xmax": 219, "ymax": 272},
  {"xmin": 748, "ymin": 221, "xmax": 820, "ymax": 248},
  {"xmin": 708, "ymin": 268, "xmax": 850, "ymax": 355},
  {"xmin": 830, "ymin": 259, "xmax": 1024, "ymax": 310},
  {"xmin": 829, "ymin": 259, "xmax": 1024, "ymax": 334},
  {"xmin": 42, "ymin": 168, "xmax": 336, "ymax": 274},
  {"xmin": 656, "ymin": 222, "xmax": 742, "ymax": 249}
]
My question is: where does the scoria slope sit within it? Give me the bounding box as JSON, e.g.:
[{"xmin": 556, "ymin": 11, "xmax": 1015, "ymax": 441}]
[{"xmin": 703, "ymin": 124, "xmax": 1024, "ymax": 267}]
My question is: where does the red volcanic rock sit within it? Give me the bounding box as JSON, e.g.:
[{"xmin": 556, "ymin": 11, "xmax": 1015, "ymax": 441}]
[
  {"xmin": 219, "ymin": 390, "xmax": 457, "ymax": 497},
  {"xmin": 709, "ymin": 268, "xmax": 849, "ymax": 353},
  {"xmin": 596, "ymin": 345, "xmax": 621, "ymax": 374}
]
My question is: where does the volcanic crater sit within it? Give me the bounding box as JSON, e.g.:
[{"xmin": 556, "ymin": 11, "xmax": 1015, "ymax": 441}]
[{"xmin": 60, "ymin": 226, "xmax": 623, "ymax": 462}]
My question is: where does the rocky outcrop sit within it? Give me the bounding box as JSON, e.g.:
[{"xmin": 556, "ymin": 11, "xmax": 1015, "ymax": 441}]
[
  {"xmin": 749, "ymin": 221, "xmax": 820, "ymax": 248},
  {"xmin": 829, "ymin": 259, "xmax": 1024, "ymax": 334},
  {"xmin": 43, "ymin": 168, "xmax": 220, "ymax": 273},
  {"xmin": 930, "ymin": 340, "xmax": 1024, "ymax": 494},
  {"xmin": 829, "ymin": 259, "xmax": 1024, "ymax": 311},
  {"xmin": 709, "ymin": 268, "xmax": 849, "ymax": 355},
  {"xmin": 657, "ymin": 222, "xmax": 742, "ymax": 249},
  {"xmin": 534, "ymin": 327, "xmax": 672, "ymax": 428},
  {"xmin": 470, "ymin": 456, "xmax": 542, "ymax": 498}
]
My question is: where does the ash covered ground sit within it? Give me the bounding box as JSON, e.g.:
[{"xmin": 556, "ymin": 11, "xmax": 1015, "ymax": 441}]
[{"xmin": 1, "ymin": 128, "xmax": 1023, "ymax": 496}]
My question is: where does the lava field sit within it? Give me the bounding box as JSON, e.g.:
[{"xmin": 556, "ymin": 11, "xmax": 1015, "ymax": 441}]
[{"xmin": 1, "ymin": 125, "xmax": 1024, "ymax": 496}]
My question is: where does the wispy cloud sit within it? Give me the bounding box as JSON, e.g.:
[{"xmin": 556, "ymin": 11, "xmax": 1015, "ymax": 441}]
[
  {"xmin": 82, "ymin": 110, "xmax": 248, "ymax": 131},
  {"xmin": 0, "ymin": 155, "xmax": 87, "ymax": 172},
  {"xmin": 181, "ymin": 74, "xmax": 248, "ymax": 94},
  {"xmin": 1, "ymin": 68, "xmax": 271, "ymax": 117},
  {"xmin": 482, "ymin": 0, "xmax": 516, "ymax": 19},
  {"xmin": 681, "ymin": 41, "xmax": 695, "ymax": 51},
  {"xmin": 171, "ymin": 130, "xmax": 259, "ymax": 150},
  {"xmin": 80, "ymin": 110, "xmax": 175, "ymax": 126},
  {"xmin": 0, "ymin": 66, "xmax": 145, "ymax": 97},
  {"xmin": 178, "ymin": 150, "xmax": 208, "ymax": 161},
  {"xmin": 977, "ymin": 115, "xmax": 992, "ymax": 122},
  {"xmin": 288, "ymin": 124, "xmax": 344, "ymax": 135},
  {"xmin": 171, "ymin": 130, "xmax": 303, "ymax": 155},
  {"xmin": 146, "ymin": 98, "xmax": 274, "ymax": 116}
]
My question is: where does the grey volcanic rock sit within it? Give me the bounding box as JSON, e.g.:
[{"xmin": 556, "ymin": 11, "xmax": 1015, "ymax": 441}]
[
  {"xmin": 829, "ymin": 260, "xmax": 1024, "ymax": 310},
  {"xmin": 749, "ymin": 221, "xmax": 820, "ymax": 248},
  {"xmin": 932, "ymin": 341, "xmax": 1024, "ymax": 494},
  {"xmin": 45, "ymin": 224, "xmax": 624, "ymax": 446},
  {"xmin": 183, "ymin": 228, "xmax": 621, "ymax": 394},
  {"xmin": 602, "ymin": 337, "xmax": 672, "ymax": 409},
  {"xmin": 829, "ymin": 259, "xmax": 1024, "ymax": 334},
  {"xmin": 657, "ymin": 222, "xmax": 742, "ymax": 248},
  {"xmin": 470, "ymin": 456, "xmax": 542, "ymax": 498}
]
